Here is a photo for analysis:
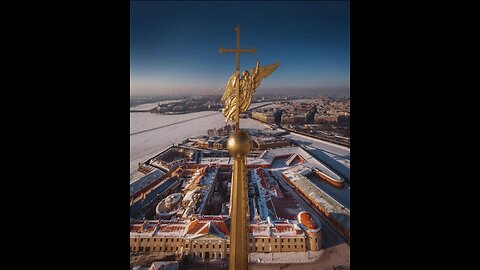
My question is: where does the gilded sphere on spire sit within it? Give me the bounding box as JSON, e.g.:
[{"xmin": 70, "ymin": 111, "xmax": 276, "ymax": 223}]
[{"xmin": 227, "ymin": 130, "xmax": 252, "ymax": 158}]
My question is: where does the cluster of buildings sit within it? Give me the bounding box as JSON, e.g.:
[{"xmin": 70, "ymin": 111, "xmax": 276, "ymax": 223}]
[
  {"xmin": 188, "ymin": 128, "xmax": 293, "ymax": 151},
  {"xmin": 153, "ymin": 97, "xmax": 223, "ymax": 114},
  {"xmin": 130, "ymin": 124, "xmax": 350, "ymax": 265},
  {"xmin": 130, "ymin": 212, "xmax": 321, "ymax": 260},
  {"xmin": 251, "ymin": 98, "xmax": 350, "ymax": 126}
]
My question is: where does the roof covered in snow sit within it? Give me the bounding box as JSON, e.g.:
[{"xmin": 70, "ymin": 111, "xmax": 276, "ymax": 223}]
[
  {"xmin": 282, "ymin": 170, "xmax": 350, "ymax": 230},
  {"xmin": 248, "ymin": 220, "xmax": 304, "ymax": 238}
]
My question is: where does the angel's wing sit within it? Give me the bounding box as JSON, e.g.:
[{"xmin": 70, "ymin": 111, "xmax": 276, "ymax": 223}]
[
  {"xmin": 221, "ymin": 74, "xmax": 238, "ymax": 102},
  {"xmin": 250, "ymin": 61, "xmax": 280, "ymax": 89}
]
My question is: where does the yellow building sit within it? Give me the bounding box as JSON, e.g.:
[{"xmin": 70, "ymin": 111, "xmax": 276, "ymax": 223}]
[
  {"xmin": 130, "ymin": 213, "xmax": 321, "ymax": 261},
  {"xmin": 297, "ymin": 211, "xmax": 322, "ymax": 251},
  {"xmin": 248, "ymin": 220, "xmax": 307, "ymax": 253}
]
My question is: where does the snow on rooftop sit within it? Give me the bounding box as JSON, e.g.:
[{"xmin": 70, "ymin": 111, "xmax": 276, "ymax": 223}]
[
  {"xmin": 282, "ymin": 170, "xmax": 350, "ymax": 229},
  {"xmin": 249, "ymin": 221, "xmax": 303, "ymax": 237},
  {"xmin": 130, "ymin": 169, "xmax": 165, "ymax": 196},
  {"xmin": 251, "ymin": 169, "xmax": 270, "ymax": 220},
  {"xmin": 155, "ymin": 223, "xmax": 189, "ymax": 237}
]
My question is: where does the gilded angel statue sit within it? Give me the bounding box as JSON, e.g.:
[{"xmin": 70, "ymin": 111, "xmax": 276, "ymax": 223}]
[{"xmin": 221, "ymin": 61, "xmax": 279, "ymax": 123}]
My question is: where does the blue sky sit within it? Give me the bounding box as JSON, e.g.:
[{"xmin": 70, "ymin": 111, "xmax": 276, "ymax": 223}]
[{"xmin": 130, "ymin": 1, "xmax": 349, "ymax": 96}]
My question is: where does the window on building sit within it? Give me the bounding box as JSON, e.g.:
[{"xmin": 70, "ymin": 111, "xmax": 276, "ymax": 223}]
[
  {"xmin": 275, "ymin": 245, "xmax": 278, "ymax": 249},
  {"xmin": 315, "ymin": 238, "xmax": 318, "ymax": 243},
  {"xmin": 145, "ymin": 247, "xmax": 150, "ymax": 252},
  {"xmin": 268, "ymin": 239, "xmax": 271, "ymax": 243},
  {"xmin": 154, "ymin": 238, "xmax": 156, "ymax": 242},
  {"xmin": 219, "ymin": 244, "xmax": 222, "ymax": 248},
  {"xmin": 227, "ymin": 244, "xmax": 230, "ymax": 248},
  {"xmin": 262, "ymin": 247, "xmax": 264, "ymax": 251},
  {"xmin": 134, "ymin": 239, "xmax": 137, "ymax": 242},
  {"xmin": 287, "ymin": 239, "xmax": 290, "ymax": 243},
  {"xmin": 295, "ymin": 245, "xmax": 297, "ymax": 248},
  {"xmin": 194, "ymin": 244, "xmax": 196, "ymax": 249},
  {"xmin": 193, "ymin": 252, "xmax": 196, "ymax": 258},
  {"xmin": 294, "ymin": 239, "xmax": 296, "ymax": 242},
  {"xmin": 153, "ymin": 247, "xmax": 156, "ymax": 251},
  {"xmin": 288, "ymin": 245, "xmax": 290, "ymax": 249},
  {"xmin": 301, "ymin": 245, "xmax": 303, "ymax": 248},
  {"xmin": 140, "ymin": 239, "xmax": 143, "ymax": 242},
  {"xmin": 200, "ymin": 253, "xmax": 202, "ymax": 258},
  {"xmin": 250, "ymin": 247, "xmax": 252, "ymax": 251},
  {"xmin": 213, "ymin": 244, "xmax": 215, "ymax": 249},
  {"xmin": 139, "ymin": 247, "xmax": 144, "ymax": 251},
  {"xmin": 255, "ymin": 247, "xmax": 258, "ymax": 251},
  {"xmin": 206, "ymin": 245, "xmax": 209, "ymax": 249},
  {"xmin": 262, "ymin": 239, "xmax": 264, "ymax": 243},
  {"xmin": 147, "ymin": 238, "xmax": 150, "ymax": 242},
  {"xmin": 250, "ymin": 238, "xmax": 252, "ymax": 243},
  {"xmin": 165, "ymin": 238, "xmax": 168, "ymax": 242},
  {"xmin": 212, "ymin": 253, "xmax": 215, "ymax": 258},
  {"xmin": 176, "ymin": 247, "xmax": 179, "ymax": 251},
  {"xmin": 200, "ymin": 245, "xmax": 203, "ymax": 249},
  {"xmin": 160, "ymin": 238, "xmax": 163, "ymax": 242},
  {"xmin": 186, "ymin": 244, "xmax": 189, "ymax": 248},
  {"xmin": 171, "ymin": 247, "xmax": 173, "ymax": 251}
]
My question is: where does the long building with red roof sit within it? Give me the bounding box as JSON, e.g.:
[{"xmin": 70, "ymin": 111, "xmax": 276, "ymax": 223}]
[{"xmin": 130, "ymin": 213, "xmax": 321, "ymax": 260}]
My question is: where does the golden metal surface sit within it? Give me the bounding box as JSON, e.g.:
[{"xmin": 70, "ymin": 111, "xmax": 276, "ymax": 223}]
[
  {"xmin": 218, "ymin": 25, "xmax": 279, "ymax": 270},
  {"xmin": 228, "ymin": 146, "xmax": 249, "ymax": 270},
  {"xmin": 227, "ymin": 130, "xmax": 252, "ymax": 158}
]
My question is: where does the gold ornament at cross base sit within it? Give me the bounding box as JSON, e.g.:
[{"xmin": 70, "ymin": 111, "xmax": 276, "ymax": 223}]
[{"xmin": 219, "ymin": 24, "xmax": 279, "ymax": 270}]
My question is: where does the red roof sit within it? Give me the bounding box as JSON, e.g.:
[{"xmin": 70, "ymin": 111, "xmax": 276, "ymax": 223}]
[
  {"xmin": 186, "ymin": 220, "xmax": 230, "ymax": 237},
  {"xmin": 298, "ymin": 211, "xmax": 319, "ymax": 230}
]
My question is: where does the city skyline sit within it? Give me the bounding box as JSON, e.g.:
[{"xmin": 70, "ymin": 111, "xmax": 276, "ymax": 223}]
[{"xmin": 131, "ymin": 1, "xmax": 350, "ymax": 97}]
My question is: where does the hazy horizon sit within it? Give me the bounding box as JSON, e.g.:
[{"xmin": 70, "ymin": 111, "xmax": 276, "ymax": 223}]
[
  {"xmin": 129, "ymin": 86, "xmax": 350, "ymax": 98},
  {"xmin": 131, "ymin": 1, "xmax": 350, "ymax": 96}
]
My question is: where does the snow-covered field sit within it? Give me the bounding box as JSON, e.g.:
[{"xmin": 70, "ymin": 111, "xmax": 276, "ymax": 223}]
[{"xmin": 130, "ymin": 111, "xmax": 220, "ymax": 134}]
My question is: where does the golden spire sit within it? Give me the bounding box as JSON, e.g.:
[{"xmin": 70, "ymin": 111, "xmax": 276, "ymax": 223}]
[{"xmin": 218, "ymin": 25, "xmax": 279, "ymax": 270}]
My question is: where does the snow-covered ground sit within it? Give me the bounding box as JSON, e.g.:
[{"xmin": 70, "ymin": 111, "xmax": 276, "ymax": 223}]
[
  {"xmin": 130, "ymin": 111, "xmax": 219, "ymax": 134},
  {"xmin": 249, "ymin": 250, "xmax": 324, "ymax": 264}
]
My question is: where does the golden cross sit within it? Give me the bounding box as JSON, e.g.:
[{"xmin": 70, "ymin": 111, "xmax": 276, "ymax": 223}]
[{"xmin": 219, "ymin": 24, "xmax": 256, "ymax": 131}]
